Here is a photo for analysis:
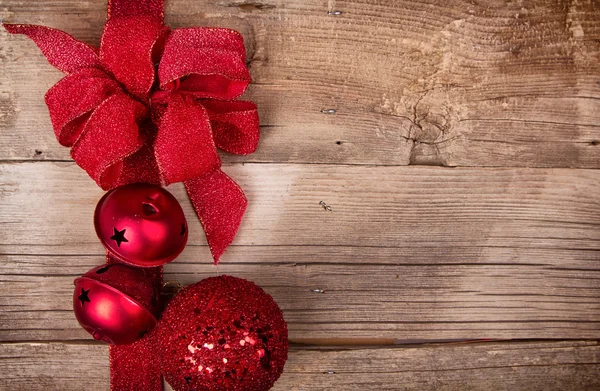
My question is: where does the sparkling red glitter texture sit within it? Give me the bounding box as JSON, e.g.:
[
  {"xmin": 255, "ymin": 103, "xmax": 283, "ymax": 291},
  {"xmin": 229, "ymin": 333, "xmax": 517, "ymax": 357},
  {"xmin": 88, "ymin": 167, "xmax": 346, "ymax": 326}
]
[
  {"xmin": 185, "ymin": 170, "xmax": 248, "ymax": 265},
  {"xmin": 4, "ymin": 0, "xmax": 278, "ymax": 389},
  {"xmin": 2, "ymin": 24, "xmax": 101, "ymax": 73},
  {"xmin": 3, "ymin": 0, "xmax": 260, "ymax": 264},
  {"xmin": 106, "ymin": 254, "xmax": 164, "ymax": 391},
  {"xmin": 110, "ymin": 336, "xmax": 163, "ymax": 391},
  {"xmin": 107, "ymin": 0, "xmax": 165, "ymax": 20},
  {"xmin": 154, "ymin": 276, "xmax": 288, "ymax": 391},
  {"xmin": 154, "ymin": 94, "xmax": 221, "ymax": 185},
  {"xmin": 81, "ymin": 264, "xmax": 159, "ymax": 311}
]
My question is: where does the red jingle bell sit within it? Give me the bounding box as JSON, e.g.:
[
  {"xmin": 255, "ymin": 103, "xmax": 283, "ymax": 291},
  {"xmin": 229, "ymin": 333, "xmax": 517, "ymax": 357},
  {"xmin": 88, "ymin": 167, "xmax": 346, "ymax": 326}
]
[
  {"xmin": 154, "ymin": 275, "xmax": 288, "ymax": 391},
  {"xmin": 94, "ymin": 183, "xmax": 188, "ymax": 267},
  {"xmin": 73, "ymin": 264, "xmax": 159, "ymax": 345}
]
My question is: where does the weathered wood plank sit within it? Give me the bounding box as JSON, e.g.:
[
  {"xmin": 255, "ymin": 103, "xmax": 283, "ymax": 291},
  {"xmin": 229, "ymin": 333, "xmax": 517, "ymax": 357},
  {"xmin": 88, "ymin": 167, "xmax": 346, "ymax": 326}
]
[
  {"xmin": 1, "ymin": 0, "xmax": 598, "ymax": 167},
  {"xmin": 1, "ymin": 341, "xmax": 599, "ymax": 390},
  {"xmin": 1, "ymin": 162, "xmax": 599, "ymax": 249},
  {"xmin": 3, "ymin": 244, "xmax": 600, "ymax": 267},
  {"xmin": 0, "ymin": 162, "xmax": 598, "ymax": 340},
  {"xmin": 1, "ymin": 1, "xmax": 599, "ymax": 386},
  {"xmin": 1, "ymin": 258, "xmax": 600, "ymax": 341}
]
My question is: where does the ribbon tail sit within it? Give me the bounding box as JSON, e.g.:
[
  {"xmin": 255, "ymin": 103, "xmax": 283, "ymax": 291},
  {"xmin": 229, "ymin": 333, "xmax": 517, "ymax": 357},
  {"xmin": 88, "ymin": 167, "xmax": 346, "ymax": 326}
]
[
  {"xmin": 45, "ymin": 68, "xmax": 121, "ymax": 147},
  {"xmin": 106, "ymin": 253, "xmax": 163, "ymax": 391},
  {"xmin": 70, "ymin": 92, "xmax": 148, "ymax": 190},
  {"xmin": 3, "ymin": 23, "xmax": 101, "ymax": 74},
  {"xmin": 185, "ymin": 169, "xmax": 248, "ymax": 264}
]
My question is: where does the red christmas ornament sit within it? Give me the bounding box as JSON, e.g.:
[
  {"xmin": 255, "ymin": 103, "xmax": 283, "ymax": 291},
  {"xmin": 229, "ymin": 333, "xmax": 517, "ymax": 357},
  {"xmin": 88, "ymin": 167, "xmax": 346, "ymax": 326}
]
[
  {"xmin": 94, "ymin": 183, "xmax": 188, "ymax": 267},
  {"xmin": 4, "ymin": 0, "xmax": 275, "ymax": 388},
  {"xmin": 73, "ymin": 263, "xmax": 159, "ymax": 345},
  {"xmin": 154, "ymin": 275, "xmax": 288, "ymax": 391}
]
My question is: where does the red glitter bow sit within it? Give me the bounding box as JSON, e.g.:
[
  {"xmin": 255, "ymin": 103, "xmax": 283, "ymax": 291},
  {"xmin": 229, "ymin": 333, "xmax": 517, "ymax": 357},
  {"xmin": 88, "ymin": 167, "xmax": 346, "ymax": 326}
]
[{"xmin": 3, "ymin": 0, "xmax": 259, "ymax": 265}]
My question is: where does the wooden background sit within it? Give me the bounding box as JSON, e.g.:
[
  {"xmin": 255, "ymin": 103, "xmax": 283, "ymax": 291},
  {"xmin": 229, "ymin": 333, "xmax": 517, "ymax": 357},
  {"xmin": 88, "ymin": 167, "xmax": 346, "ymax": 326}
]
[{"xmin": 1, "ymin": 0, "xmax": 599, "ymax": 389}]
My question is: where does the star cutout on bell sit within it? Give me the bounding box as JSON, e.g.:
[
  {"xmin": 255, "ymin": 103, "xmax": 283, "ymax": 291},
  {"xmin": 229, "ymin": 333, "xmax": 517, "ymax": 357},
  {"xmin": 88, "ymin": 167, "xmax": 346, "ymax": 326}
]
[
  {"xmin": 73, "ymin": 264, "xmax": 159, "ymax": 345},
  {"xmin": 110, "ymin": 227, "xmax": 129, "ymax": 247},
  {"xmin": 78, "ymin": 288, "xmax": 91, "ymax": 307}
]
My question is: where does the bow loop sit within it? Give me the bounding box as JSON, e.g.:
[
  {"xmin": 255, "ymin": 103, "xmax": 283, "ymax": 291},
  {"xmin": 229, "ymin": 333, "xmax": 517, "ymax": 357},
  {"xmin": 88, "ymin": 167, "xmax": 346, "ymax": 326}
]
[
  {"xmin": 71, "ymin": 93, "xmax": 148, "ymax": 189},
  {"xmin": 100, "ymin": 16, "xmax": 169, "ymax": 99},
  {"xmin": 159, "ymin": 28, "xmax": 251, "ymax": 100},
  {"xmin": 45, "ymin": 68, "xmax": 122, "ymax": 147}
]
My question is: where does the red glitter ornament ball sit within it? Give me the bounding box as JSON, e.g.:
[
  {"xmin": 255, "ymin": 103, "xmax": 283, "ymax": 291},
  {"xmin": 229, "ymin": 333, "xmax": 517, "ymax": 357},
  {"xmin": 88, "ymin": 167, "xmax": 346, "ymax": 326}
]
[
  {"xmin": 154, "ymin": 275, "xmax": 288, "ymax": 391},
  {"xmin": 73, "ymin": 264, "xmax": 159, "ymax": 345},
  {"xmin": 94, "ymin": 183, "xmax": 188, "ymax": 267}
]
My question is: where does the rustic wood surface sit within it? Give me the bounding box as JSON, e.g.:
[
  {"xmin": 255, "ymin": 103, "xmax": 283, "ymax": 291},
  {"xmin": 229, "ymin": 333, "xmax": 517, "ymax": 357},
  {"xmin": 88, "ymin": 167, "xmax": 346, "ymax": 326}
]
[
  {"xmin": 2, "ymin": 341, "xmax": 600, "ymax": 391},
  {"xmin": 0, "ymin": 0, "xmax": 599, "ymax": 390}
]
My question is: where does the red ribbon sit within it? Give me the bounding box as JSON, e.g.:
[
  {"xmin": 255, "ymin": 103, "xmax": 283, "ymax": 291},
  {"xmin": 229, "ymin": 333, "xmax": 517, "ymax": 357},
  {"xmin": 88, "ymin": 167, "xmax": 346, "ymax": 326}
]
[
  {"xmin": 106, "ymin": 253, "xmax": 164, "ymax": 391},
  {"xmin": 3, "ymin": 0, "xmax": 259, "ymax": 265},
  {"xmin": 4, "ymin": 1, "xmax": 260, "ymax": 389}
]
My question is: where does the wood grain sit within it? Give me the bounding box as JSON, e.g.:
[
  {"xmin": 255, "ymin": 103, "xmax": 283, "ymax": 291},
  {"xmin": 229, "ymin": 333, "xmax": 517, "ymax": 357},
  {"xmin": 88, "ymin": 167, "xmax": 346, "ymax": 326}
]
[
  {"xmin": 1, "ymin": 0, "xmax": 599, "ymax": 167},
  {"xmin": 1, "ymin": 341, "xmax": 599, "ymax": 390},
  {"xmin": 1, "ymin": 0, "xmax": 599, "ymax": 389},
  {"xmin": 2, "ymin": 257, "xmax": 600, "ymax": 341},
  {"xmin": 1, "ymin": 162, "xmax": 599, "ymax": 249},
  {"xmin": 1, "ymin": 162, "xmax": 598, "ymax": 340}
]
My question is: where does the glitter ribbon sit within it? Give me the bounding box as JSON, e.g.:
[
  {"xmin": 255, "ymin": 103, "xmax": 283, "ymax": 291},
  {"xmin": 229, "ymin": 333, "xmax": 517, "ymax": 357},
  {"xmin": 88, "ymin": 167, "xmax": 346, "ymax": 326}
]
[
  {"xmin": 106, "ymin": 253, "xmax": 164, "ymax": 391},
  {"xmin": 4, "ymin": 1, "xmax": 260, "ymax": 389},
  {"xmin": 3, "ymin": 0, "xmax": 259, "ymax": 265}
]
